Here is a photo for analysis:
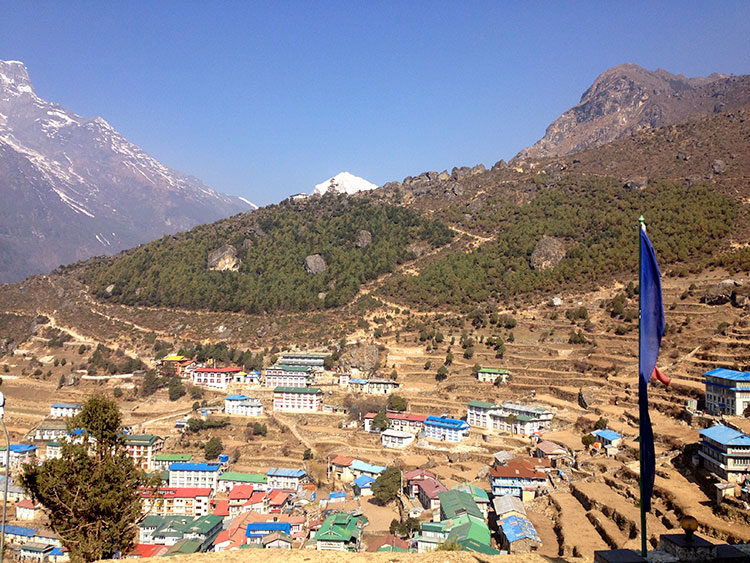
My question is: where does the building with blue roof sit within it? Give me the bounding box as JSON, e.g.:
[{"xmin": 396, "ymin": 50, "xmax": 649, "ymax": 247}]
[
  {"xmin": 704, "ymin": 368, "xmax": 750, "ymax": 416},
  {"xmin": 698, "ymin": 424, "xmax": 750, "ymax": 482},
  {"xmin": 498, "ymin": 514, "xmax": 542, "ymax": 554},
  {"xmin": 0, "ymin": 444, "xmax": 38, "ymax": 469},
  {"xmin": 245, "ymin": 522, "xmax": 291, "ymax": 544},
  {"xmin": 350, "ymin": 460, "xmax": 386, "ymax": 478},
  {"xmin": 224, "ymin": 394, "xmax": 263, "ymax": 417},
  {"xmin": 591, "ymin": 429, "xmax": 623, "ymax": 446},
  {"xmin": 168, "ymin": 462, "xmax": 221, "ymax": 490},
  {"xmin": 49, "ymin": 402, "xmax": 82, "ymax": 418},
  {"xmin": 352, "ymin": 475, "xmax": 375, "ymax": 497},
  {"xmin": 266, "ymin": 467, "xmax": 306, "ymax": 491},
  {"xmin": 424, "ymin": 416, "xmax": 470, "ymax": 442}
]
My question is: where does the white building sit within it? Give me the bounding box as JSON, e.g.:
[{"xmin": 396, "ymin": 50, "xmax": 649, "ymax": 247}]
[
  {"xmin": 489, "ymin": 402, "xmax": 555, "ymax": 435},
  {"xmin": 15, "ymin": 499, "xmax": 40, "ymax": 520},
  {"xmin": 704, "ymin": 369, "xmax": 750, "ymax": 416},
  {"xmin": 168, "ymin": 462, "xmax": 221, "ymax": 491},
  {"xmin": 224, "ymin": 395, "xmax": 263, "ymax": 417},
  {"xmin": 273, "ymin": 387, "xmax": 322, "ymax": 412},
  {"xmin": 279, "ymin": 352, "xmax": 328, "ymax": 369},
  {"xmin": 124, "ymin": 434, "xmax": 164, "ymax": 471},
  {"xmin": 265, "ymin": 365, "xmax": 314, "ymax": 388},
  {"xmin": 698, "ymin": 424, "xmax": 750, "ymax": 482},
  {"xmin": 477, "ymin": 368, "xmax": 510, "ymax": 384},
  {"xmin": 467, "ymin": 400, "xmax": 497, "ymax": 428},
  {"xmin": 191, "ymin": 367, "xmax": 243, "ymax": 390},
  {"xmin": 381, "ymin": 429, "xmax": 415, "ymax": 449},
  {"xmin": 266, "ymin": 468, "xmax": 306, "ymax": 492},
  {"xmin": 348, "ymin": 378, "xmax": 400, "ymax": 395},
  {"xmin": 232, "ymin": 371, "xmax": 261, "ymax": 385},
  {"xmin": 140, "ymin": 487, "xmax": 213, "ymax": 517},
  {"xmin": 49, "ymin": 403, "xmax": 81, "ymax": 418}
]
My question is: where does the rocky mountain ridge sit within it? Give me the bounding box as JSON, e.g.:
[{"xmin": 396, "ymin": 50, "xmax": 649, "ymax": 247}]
[
  {"xmin": 0, "ymin": 60, "xmax": 254, "ymax": 284},
  {"xmin": 515, "ymin": 63, "xmax": 750, "ymax": 161}
]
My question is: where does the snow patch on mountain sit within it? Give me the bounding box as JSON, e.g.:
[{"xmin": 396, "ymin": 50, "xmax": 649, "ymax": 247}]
[
  {"xmin": 237, "ymin": 196, "xmax": 258, "ymax": 209},
  {"xmin": 312, "ymin": 171, "xmax": 378, "ymax": 196}
]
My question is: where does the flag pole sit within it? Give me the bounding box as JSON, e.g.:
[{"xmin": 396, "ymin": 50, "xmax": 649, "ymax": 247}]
[{"xmin": 638, "ymin": 215, "xmax": 648, "ymax": 557}]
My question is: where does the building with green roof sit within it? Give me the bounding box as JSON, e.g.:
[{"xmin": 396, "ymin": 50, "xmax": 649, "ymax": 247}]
[
  {"xmin": 218, "ymin": 471, "xmax": 268, "ymax": 492},
  {"xmin": 415, "ymin": 492, "xmax": 498, "ymax": 555},
  {"xmin": 315, "ymin": 512, "xmax": 367, "ymax": 551},
  {"xmin": 438, "ymin": 490, "xmax": 483, "ymax": 521},
  {"xmin": 265, "ymin": 364, "xmax": 316, "ymax": 389},
  {"xmin": 139, "ymin": 514, "xmax": 223, "ymax": 551},
  {"xmin": 477, "ymin": 368, "xmax": 510, "ymax": 384},
  {"xmin": 165, "ymin": 538, "xmax": 203, "ymax": 556},
  {"xmin": 273, "ymin": 386, "xmax": 323, "ymax": 412},
  {"xmin": 153, "ymin": 453, "xmax": 193, "ymax": 471}
]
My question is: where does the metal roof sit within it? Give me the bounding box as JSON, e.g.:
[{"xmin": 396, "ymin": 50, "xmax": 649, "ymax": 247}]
[
  {"xmin": 246, "ymin": 522, "xmax": 291, "ymax": 535},
  {"xmin": 468, "ymin": 400, "xmax": 497, "ymax": 409},
  {"xmin": 591, "ymin": 429, "xmax": 622, "ymax": 442},
  {"xmin": 273, "ymin": 386, "xmax": 321, "ymax": 394},
  {"xmin": 704, "ymin": 368, "xmax": 750, "ymax": 381},
  {"xmin": 267, "ymin": 467, "xmax": 306, "ymax": 478},
  {"xmin": 219, "ymin": 472, "xmax": 267, "ymax": 483},
  {"xmin": 225, "ymin": 394, "xmax": 249, "ymax": 401},
  {"xmin": 425, "ymin": 416, "xmax": 469, "ymax": 430},
  {"xmin": 168, "ymin": 462, "xmax": 221, "ymax": 472},
  {"xmin": 699, "ymin": 424, "xmax": 750, "ymax": 446},
  {"xmin": 500, "ymin": 514, "xmax": 541, "ymax": 544},
  {"xmin": 353, "ymin": 475, "xmax": 375, "ymax": 488},
  {"xmin": 350, "ymin": 460, "xmax": 386, "ymax": 474},
  {"xmin": 50, "ymin": 402, "xmax": 81, "ymax": 409}
]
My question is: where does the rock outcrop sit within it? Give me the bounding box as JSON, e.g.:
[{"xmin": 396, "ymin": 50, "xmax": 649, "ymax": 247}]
[
  {"xmin": 355, "ymin": 230, "xmax": 372, "ymax": 248},
  {"xmin": 702, "ymin": 279, "xmax": 747, "ymax": 307},
  {"xmin": 530, "ymin": 236, "xmax": 566, "ymax": 270},
  {"xmin": 516, "ymin": 63, "xmax": 750, "ymax": 161},
  {"xmin": 207, "ymin": 244, "xmax": 240, "ymax": 271},
  {"xmin": 338, "ymin": 343, "xmax": 380, "ymax": 374},
  {"xmin": 304, "ymin": 254, "xmax": 327, "ymax": 274}
]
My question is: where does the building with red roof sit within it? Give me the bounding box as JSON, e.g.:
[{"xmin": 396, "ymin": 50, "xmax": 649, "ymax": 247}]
[
  {"xmin": 415, "ymin": 477, "xmax": 448, "ymax": 513},
  {"xmin": 366, "ymin": 534, "xmax": 410, "ymax": 552},
  {"xmin": 129, "ymin": 544, "xmax": 169, "ymax": 558},
  {"xmin": 15, "ymin": 498, "xmax": 40, "ymax": 521},
  {"xmin": 363, "ymin": 412, "xmax": 428, "ymax": 433},
  {"xmin": 489, "ymin": 457, "xmax": 549, "ymax": 501},
  {"xmin": 139, "ymin": 487, "xmax": 212, "ymax": 517}
]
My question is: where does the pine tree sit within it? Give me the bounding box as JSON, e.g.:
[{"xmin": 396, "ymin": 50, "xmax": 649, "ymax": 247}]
[{"xmin": 20, "ymin": 395, "xmax": 158, "ymax": 562}]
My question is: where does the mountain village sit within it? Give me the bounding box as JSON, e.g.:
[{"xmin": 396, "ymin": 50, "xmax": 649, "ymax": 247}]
[{"xmin": 1, "ymin": 329, "xmax": 749, "ymax": 561}]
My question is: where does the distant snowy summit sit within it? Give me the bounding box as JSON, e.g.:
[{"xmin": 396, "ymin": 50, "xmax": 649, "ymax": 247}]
[{"xmin": 312, "ymin": 171, "xmax": 378, "ymax": 196}]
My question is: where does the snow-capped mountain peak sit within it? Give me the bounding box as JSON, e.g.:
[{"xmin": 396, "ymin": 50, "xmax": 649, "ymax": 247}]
[
  {"xmin": 312, "ymin": 171, "xmax": 378, "ymax": 196},
  {"xmin": 0, "ymin": 59, "xmax": 254, "ymax": 283}
]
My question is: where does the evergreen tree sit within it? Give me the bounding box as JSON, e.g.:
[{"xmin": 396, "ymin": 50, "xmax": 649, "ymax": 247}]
[
  {"xmin": 20, "ymin": 395, "xmax": 158, "ymax": 562},
  {"xmin": 372, "ymin": 466, "xmax": 401, "ymax": 505}
]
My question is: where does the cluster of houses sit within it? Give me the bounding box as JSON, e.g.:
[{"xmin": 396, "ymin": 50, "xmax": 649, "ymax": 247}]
[
  {"xmin": 467, "ymin": 400, "xmax": 555, "ymax": 436},
  {"xmin": 403, "ymin": 456, "xmax": 545, "ymax": 554},
  {"xmin": 129, "ymin": 455, "xmax": 388, "ymax": 555}
]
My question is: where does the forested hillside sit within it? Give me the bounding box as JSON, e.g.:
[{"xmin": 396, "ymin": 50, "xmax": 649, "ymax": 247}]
[
  {"xmin": 384, "ymin": 176, "xmax": 736, "ymax": 310},
  {"xmin": 82, "ymin": 195, "xmax": 452, "ymax": 313}
]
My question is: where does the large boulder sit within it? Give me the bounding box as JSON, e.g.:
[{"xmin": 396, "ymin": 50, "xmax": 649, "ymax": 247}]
[
  {"xmin": 355, "ymin": 230, "xmax": 372, "ymax": 249},
  {"xmin": 702, "ymin": 279, "xmax": 743, "ymax": 305},
  {"xmin": 207, "ymin": 244, "xmax": 240, "ymax": 271},
  {"xmin": 304, "ymin": 254, "xmax": 327, "ymax": 274},
  {"xmin": 711, "ymin": 159, "xmax": 727, "ymax": 174},
  {"xmin": 338, "ymin": 343, "xmax": 380, "ymax": 374},
  {"xmin": 624, "ymin": 176, "xmax": 648, "ymax": 190},
  {"xmin": 530, "ymin": 236, "xmax": 566, "ymax": 270}
]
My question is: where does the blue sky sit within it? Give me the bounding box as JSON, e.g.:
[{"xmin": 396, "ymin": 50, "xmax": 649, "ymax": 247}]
[{"xmin": 2, "ymin": 1, "xmax": 749, "ymax": 205}]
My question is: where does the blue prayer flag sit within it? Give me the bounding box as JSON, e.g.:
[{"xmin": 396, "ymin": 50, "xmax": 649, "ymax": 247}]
[{"xmin": 639, "ymin": 225, "xmax": 665, "ymax": 512}]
